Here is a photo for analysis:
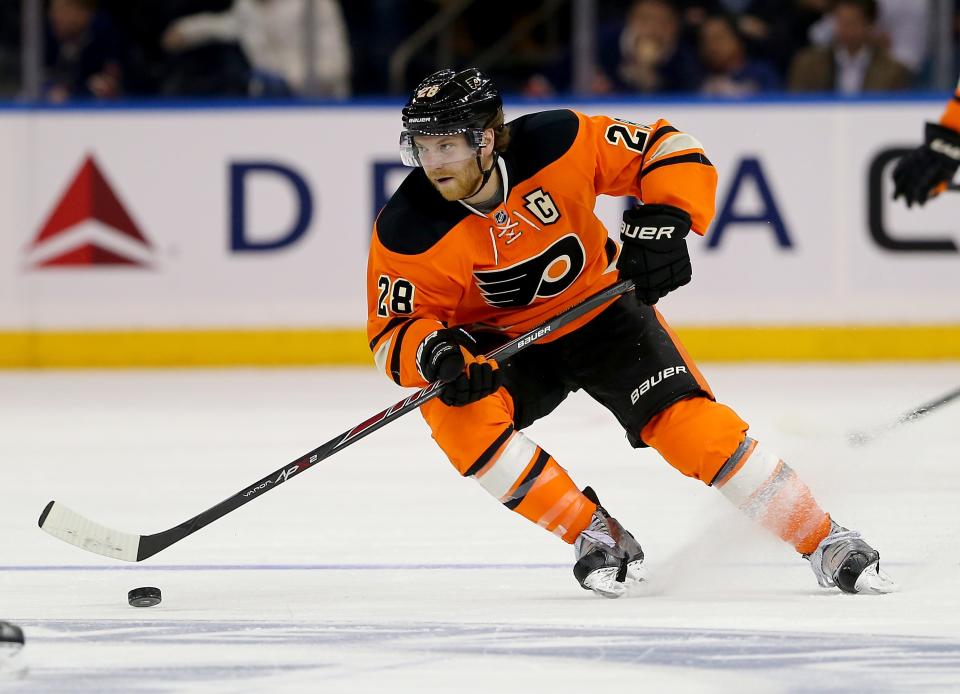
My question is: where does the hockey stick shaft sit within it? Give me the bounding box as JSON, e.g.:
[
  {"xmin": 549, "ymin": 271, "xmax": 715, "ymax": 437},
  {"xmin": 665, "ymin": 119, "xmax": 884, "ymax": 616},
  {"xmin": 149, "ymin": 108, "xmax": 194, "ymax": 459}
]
[
  {"xmin": 848, "ymin": 384, "xmax": 960, "ymax": 445},
  {"xmin": 39, "ymin": 279, "xmax": 634, "ymax": 561}
]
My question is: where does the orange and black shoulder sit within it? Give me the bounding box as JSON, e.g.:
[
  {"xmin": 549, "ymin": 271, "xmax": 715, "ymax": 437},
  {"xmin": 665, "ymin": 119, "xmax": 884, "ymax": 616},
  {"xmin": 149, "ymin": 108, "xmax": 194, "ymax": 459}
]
[
  {"xmin": 503, "ymin": 109, "xmax": 580, "ymax": 183},
  {"xmin": 375, "ymin": 168, "xmax": 471, "ymax": 255}
]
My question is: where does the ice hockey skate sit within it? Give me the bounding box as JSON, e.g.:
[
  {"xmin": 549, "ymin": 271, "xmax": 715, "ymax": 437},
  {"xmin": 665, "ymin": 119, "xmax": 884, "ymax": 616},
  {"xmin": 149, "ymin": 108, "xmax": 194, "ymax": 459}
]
[
  {"xmin": 573, "ymin": 488, "xmax": 646, "ymax": 598},
  {"xmin": 806, "ymin": 521, "xmax": 897, "ymax": 594}
]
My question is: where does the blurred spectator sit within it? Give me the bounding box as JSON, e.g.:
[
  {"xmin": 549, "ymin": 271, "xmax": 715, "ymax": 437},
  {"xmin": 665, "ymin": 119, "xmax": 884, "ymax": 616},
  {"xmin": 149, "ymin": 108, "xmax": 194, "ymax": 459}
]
[
  {"xmin": 9, "ymin": 0, "xmax": 956, "ymax": 101},
  {"xmin": 598, "ymin": 0, "xmax": 702, "ymax": 94},
  {"xmin": 681, "ymin": 1, "xmax": 783, "ymax": 49},
  {"xmin": 95, "ymin": 1, "xmax": 234, "ymax": 96},
  {"xmin": 162, "ymin": 0, "xmax": 350, "ymax": 97},
  {"xmin": 44, "ymin": 0, "xmax": 128, "ymax": 102},
  {"xmin": 698, "ymin": 14, "xmax": 780, "ymax": 96},
  {"xmin": 678, "ymin": 0, "xmax": 829, "ymax": 72},
  {"xmin": 809, "ymin": 0, "xmax": 931, "ymax": 77},
  {"xmin": 788, "ymin": 0, "xmax": 910, "ymax": 93}
]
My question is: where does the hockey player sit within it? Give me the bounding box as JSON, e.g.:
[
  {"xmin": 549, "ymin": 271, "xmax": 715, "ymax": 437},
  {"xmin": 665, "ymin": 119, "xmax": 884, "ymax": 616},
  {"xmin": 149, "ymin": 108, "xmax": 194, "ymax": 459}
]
[
  {"xmin": 893, "ymin": 77, "xmax": 960, "ymax": 207},
  {"xmin": 367, "ymin": 68, "xmax": 895, "ymax": 598}
]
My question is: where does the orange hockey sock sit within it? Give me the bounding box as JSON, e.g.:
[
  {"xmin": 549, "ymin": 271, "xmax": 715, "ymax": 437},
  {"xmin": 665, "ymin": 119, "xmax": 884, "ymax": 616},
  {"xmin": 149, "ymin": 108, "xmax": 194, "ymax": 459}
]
[
  {"xmin": 508, "ymin": 456, "xmax": 597, "ymax": 543},
  {"xmin": 422, "ymin": 394, "xmax": 595, "ymax": 544},
  {"xmin": 713, "ymin": 437, "xmax": 831, "ymax": 554},
  {"xmin": 470, "ymin": 429, "xmax": 595, "ymax": 543}
]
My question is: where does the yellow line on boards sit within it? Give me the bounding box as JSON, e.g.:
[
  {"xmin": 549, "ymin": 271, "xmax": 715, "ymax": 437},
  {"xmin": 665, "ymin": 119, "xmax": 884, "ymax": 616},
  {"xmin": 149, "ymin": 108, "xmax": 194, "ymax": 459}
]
[
  {"xmin": 1, "ymin": 325, "xmax": 960, "ymax": 368},
  {"xmin": 676, "ymin": 325, "xmax": 960, "ymax": 361},
  {"xmin": 0, "ymin": 329, "xmax": 371, "ymax": 368}
]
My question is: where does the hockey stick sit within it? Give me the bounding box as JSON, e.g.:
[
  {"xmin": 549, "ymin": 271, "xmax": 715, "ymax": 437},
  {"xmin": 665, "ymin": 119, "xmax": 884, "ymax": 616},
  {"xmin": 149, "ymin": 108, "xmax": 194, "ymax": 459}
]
[
  {"xmin": 38, "ymin": 279, "xmax": 635, "ymax": 562},
  {"xmin": 847, "ymin": 384, "xmax": 960, "ymax": 446}
]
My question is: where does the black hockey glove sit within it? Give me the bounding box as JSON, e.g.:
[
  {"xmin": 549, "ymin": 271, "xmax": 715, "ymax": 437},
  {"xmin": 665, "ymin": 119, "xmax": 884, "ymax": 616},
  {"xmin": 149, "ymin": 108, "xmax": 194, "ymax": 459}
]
[
  {"xmin": 892, "ymin": 122, "xmax": 960, "ymax": 208},
  {"xmin": 417, "ymin": 328, "xmax": 502, "ymax": 407},
  {"xmin": 616, "ymin": 203, "xmax": 692, "ymax": 305}
]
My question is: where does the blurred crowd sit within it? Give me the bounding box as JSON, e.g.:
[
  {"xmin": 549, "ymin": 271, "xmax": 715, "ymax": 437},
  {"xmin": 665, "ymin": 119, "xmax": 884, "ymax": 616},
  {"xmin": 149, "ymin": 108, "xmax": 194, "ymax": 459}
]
[{"xmin": 0, "ymin": 0, "xmax": 958, "ymax": 102}]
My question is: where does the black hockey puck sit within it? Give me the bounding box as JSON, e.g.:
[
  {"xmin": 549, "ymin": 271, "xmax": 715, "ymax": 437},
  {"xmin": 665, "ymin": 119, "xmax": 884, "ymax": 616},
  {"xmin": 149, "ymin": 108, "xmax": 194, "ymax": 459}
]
[
  {"xmin": 0, "ymin": 621, "xmax": 24, "ymax": 650},
  {"xmin": 127, "ymin": 586, "xmax": 162, "ymax": 608}
]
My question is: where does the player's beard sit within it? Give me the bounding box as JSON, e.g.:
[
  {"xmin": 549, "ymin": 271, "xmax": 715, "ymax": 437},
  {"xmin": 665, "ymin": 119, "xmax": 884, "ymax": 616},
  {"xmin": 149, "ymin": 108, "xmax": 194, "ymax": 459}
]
[{"xmin": 426, "ymin": 162, "xmax": 483, "ymax": 201}]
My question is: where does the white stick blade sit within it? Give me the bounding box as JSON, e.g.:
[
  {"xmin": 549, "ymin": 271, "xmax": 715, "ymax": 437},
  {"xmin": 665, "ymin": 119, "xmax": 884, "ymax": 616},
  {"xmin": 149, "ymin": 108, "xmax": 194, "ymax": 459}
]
[{"xmin": 39, "ymin": 502, "xmax": 140, "ymax": 562}]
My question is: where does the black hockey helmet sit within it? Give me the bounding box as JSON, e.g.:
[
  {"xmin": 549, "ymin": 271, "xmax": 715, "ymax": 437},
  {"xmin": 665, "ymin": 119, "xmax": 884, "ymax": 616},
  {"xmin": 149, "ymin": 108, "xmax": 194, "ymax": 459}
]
[{"xmin": 400, "ymin": 68, "xmax": 503, "ymax": 167}]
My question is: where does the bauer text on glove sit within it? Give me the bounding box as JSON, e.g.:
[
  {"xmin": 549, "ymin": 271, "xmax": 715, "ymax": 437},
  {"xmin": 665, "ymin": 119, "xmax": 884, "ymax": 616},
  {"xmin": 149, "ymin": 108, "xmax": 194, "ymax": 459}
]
[{"xmin": 616, "ymin": 204, "xmax": 692, "ymax": 305}]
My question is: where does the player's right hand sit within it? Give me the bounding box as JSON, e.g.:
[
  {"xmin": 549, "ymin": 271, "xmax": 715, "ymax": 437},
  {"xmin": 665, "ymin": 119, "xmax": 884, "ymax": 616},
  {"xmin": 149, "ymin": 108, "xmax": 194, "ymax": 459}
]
[
  {"xmin": 417, "ymin": 328, "xmax": 502, "ymax": 406},
  {"xmin": 892, "ymin": 122, "xmax": 960, "ymax": 208}
]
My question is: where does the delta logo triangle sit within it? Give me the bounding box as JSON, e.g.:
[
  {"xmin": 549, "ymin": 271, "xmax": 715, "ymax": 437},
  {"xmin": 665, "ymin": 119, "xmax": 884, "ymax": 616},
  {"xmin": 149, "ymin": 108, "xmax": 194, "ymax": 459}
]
[{"xmin": 26, "ymin": 155, "xmax": 155, "ymax": 268}]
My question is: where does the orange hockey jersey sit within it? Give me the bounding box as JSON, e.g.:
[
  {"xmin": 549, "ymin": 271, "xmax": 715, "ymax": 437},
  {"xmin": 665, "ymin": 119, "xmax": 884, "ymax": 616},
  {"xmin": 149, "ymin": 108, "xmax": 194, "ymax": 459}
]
[
  {"xmin": 941, "ymin": 77, "xmax": 960, "ymax": 132},
  {"xmin": 367, "ymin": 109, "xmax": 717, "ymax": 388}
]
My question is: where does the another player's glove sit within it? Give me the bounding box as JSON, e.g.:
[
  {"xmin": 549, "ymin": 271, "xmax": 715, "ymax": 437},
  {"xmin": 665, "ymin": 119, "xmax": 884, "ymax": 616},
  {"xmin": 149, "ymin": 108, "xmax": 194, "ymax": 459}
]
[
  {"xmin": 416, "ymin": 327, "xmax": 502, "ymax": 407},
  {"xmin": 616, "ymin": 203, "xmax": 692, "ymax": 305},
  {"xmin": 892, "ymin": 122, "xmax": 960, "ymax": 208}
]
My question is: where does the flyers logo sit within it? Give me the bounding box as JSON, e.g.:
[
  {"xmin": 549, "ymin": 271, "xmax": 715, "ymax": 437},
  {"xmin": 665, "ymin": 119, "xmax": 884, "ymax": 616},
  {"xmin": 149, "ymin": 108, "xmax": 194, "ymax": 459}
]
[{"xmin": 474, "ymin": 234, "xmax": 585, "ymax": 308}]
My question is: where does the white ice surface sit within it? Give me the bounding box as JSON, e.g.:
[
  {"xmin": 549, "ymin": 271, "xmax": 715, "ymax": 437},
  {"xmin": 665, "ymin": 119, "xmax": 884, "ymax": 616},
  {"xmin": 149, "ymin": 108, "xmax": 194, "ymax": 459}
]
[{"xmin": 2, "ymin": 364, "xmax": 960, "ymax": 693}]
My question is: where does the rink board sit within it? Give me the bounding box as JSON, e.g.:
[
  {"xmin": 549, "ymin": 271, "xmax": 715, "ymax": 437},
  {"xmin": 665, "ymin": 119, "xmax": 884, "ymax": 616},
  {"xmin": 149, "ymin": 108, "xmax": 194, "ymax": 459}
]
[{"xmin": 1, "ymin": 96, "xmax": 959, "ymax": 364}]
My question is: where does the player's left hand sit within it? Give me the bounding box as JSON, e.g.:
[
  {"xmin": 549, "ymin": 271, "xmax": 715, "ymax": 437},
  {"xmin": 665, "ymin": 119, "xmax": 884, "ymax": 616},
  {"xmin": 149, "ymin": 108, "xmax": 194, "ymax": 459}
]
[
  {"xmin": 616, "ymin": 203, "xmax": 692, "ymax": 305},
  {"xmin": 438, "ymin": 356, "xmax": 502, "ymax": 407},
  {"xmin": 892, "ymin": 122, "xmax": 960, "ymax": 208}
]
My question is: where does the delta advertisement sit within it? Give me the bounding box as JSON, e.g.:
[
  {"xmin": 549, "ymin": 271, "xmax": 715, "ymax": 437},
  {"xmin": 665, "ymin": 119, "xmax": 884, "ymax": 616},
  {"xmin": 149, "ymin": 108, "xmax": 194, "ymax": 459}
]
[{"xmin": 0, "ymin": 99, "xmax": 958, "ymax": 364}]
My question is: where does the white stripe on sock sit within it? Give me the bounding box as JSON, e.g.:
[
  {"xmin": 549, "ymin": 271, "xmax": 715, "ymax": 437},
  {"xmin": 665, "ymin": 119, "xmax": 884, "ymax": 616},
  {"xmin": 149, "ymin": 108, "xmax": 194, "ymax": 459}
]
[
  {"xmin": 475, "ymin": 431, "xmax": 538, "ymax": 501},
  {"xmin": 716, "ymin": 444, "xmax": 781, "ymax": 507}
]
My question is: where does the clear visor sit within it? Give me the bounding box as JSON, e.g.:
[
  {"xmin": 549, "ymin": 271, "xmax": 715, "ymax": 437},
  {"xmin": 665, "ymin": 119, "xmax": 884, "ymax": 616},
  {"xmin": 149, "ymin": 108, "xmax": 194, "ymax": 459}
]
[{"xmin": 399, "ymin": 129, "xmax": 486, "ymax": 167}]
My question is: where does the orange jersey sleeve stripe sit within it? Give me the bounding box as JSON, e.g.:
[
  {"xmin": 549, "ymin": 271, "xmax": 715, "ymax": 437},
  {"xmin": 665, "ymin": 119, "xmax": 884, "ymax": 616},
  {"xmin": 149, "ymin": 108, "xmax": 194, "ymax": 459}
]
[
  {"xmin": 392, "ymin": 318, "xmax": 440, "ymax": 387},
  {"xmin": 369, "ymin": 316, "xmax": 441, "ymax": 387},
  {"xmin": 639, "ymin": 152, "xmax": 717, "ymax": 234},
  {"xmin": 646, "ymin": 124, "xmax": 680, "ymax": 150},
  {"xmin": 368, "ymin": 316, "xmax": 408, "ymax": 352},
  {"xmin": 641, "ymin": 151, "xmax": 713, "ymax": 178},
  {"xmin": 634, "ymin": 119, "xmax": 717, "ymax": 234}
]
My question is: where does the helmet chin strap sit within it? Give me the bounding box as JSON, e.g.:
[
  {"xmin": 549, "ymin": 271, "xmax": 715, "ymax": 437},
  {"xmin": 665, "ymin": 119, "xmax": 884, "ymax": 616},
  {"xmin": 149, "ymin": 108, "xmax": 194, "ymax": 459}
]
[{"xmin": 465, "ymin": 151, "xmax": 499, "ymax": 200}]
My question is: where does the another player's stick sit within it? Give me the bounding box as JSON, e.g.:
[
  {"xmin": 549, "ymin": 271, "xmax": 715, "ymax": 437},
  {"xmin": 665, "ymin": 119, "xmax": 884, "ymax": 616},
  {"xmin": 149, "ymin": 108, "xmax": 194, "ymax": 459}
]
[
  {"xmin": 39, "ymin": 279, "xmax": 635, "ymax": 562},
  {"xmin": 847, "ymin": 384, "xmax": 960, "ymax": 446}
]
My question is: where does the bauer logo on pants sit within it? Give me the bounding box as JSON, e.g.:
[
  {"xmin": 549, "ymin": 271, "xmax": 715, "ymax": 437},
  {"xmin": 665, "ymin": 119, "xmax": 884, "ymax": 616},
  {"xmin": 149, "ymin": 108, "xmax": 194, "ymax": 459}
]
[
  {"xmin": 474, "ymin": 234, "xmax": 585, "ymax": 308},
  {"xmin": 631, "ymin": 366, "xmax": 688, "ymax": 404},
  {"xmin": 25, "ymin": 155, "xmax": 155, "ymax": 269}
]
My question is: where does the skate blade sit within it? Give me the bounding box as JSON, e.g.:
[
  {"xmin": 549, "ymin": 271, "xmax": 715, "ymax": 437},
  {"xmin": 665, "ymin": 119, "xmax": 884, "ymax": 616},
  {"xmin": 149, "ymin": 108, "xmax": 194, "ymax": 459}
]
[
  {"xmin": 853, "ymin": 561, "xmax": 898, "ymax": 594},
  {"xmin": 584, "ymin": 560, "xmax": 647, "ymax": 599}
]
